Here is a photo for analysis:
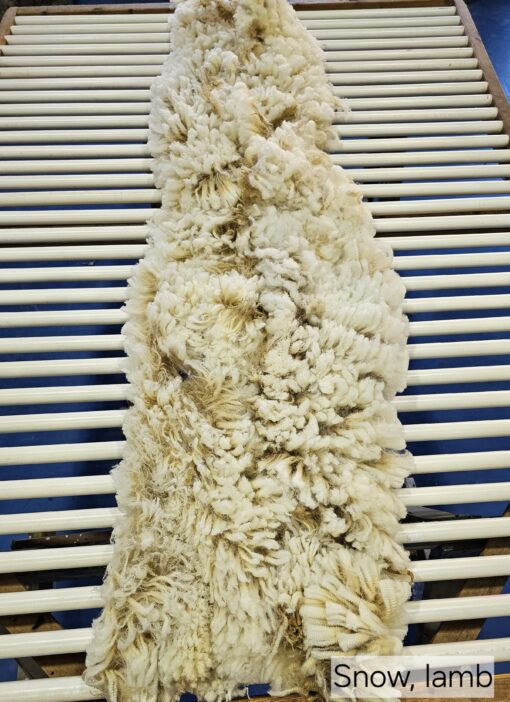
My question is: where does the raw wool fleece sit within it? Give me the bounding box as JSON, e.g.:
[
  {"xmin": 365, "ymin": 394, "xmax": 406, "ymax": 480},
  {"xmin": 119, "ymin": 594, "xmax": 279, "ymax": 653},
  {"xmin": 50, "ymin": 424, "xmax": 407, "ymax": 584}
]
[{"xmin": 84, "ymin": 0, "xmax": 413, "ymax": 700}]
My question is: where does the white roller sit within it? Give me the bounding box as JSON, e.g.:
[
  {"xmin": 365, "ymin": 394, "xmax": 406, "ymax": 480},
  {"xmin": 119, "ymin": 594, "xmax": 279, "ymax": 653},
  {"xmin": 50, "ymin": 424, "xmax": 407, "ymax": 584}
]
[
  {"xmin": 2, "ymin": 473, "xmax": 509, "ymax": 507},
  {"xmin": 314, "ymin": 27, "xmax": 465, "ymax": 39},
  {"xmin": 2, "ymin": 266, "xmax": 509, "ymax": 288},
  {"xmin": 0, "ymin": 102, "xmax": 152, "ymax": 116},
  {"xmin": 0, "ymin": 108, "xmax": 501, "ymax": 130},
  {"xmin": 0, "ymin": 174, "xmax": 153, "ymax": 190},
  {"xmin": 386, "ymin": 231, "xmax": 510, "ymax": 249},
  {"xmin": 0, "ymin": 89, "xmax": 151, "ymax": 102},
  {"xmin": 0, "ymin": 43, "xmax": 171, "ymax": 56},
  {"xmin": 0, "ymin": 65, "xmax": 162, "ymax": 78},
  {"xmin": 413, "ymin": 553, "xmax": 510, "ymax": 582},
  {"xmin": 0, "ymin": 144, "xmax": 150, "ymax": 158},
  {"xmin": 414, "ymin": 451, "xmax": 510, "ymax": 475},
  {"xmin": 328, "ymin": 58, "xmax": 477, "ymax": 73},
  {"xmin": 0, "ymin": 334, "xmax": 124, "ymax": 354},
  {"xmin": 366, "ymin": 178, "xmax": 510, "ymax": 198},
  {"xmin": 7, "ymin": 640, "xmax": 510, "ymax": 689},
  {"xmin": 2, "ymin": 385, "xmax": 496, "ymax": 415},
  {"xmin": 321, "ymin": 37, "xmax": 470, "ymax": 51},
  {"xmin": 7, "ymin": 179, "xmax": 510, "ymax": 208},
  {"xmin": 0, "ymin": 208, "xmax": 151, "ymax": 226},
  {"xmin": 338, "ymin": 121, "xmax": 502, "ymax": 138},
  {"xmin": 5, "ymin": 28, "xmax": 463, "ymax": 45},
  {"xmin": 409, "ymin": 317, "xmax": 510, "ymax": 336},
  {"xmin": 0, "ymin": 157, "xmax": 153, "ymax": 175},
  {"xmin": 0, "ymin": 76, "xmax": 155, "ymax": 90},
  {"xmin": 0, "ymin": 383, "xmax": 129, "ymax": 405},
  {"xmin": 404, "ymin": 294, "xmax": 510, "ymax": 313},
  {"xmin": 399, "ymin": 516, "xmax": 510, "ymax": 544},
  {"xmin": 0, "ymin": 508, "xmax": 505, "ymax": 543},
  {"xmin": 10, "ymin": 23, "xmax": 168, "ymax": 35},
  {"xmin": 404, "ymin": 419, "xmax": 510, "ymax": 442},
  {"xmin": 0, "ymin": 54, "xmax": 166, "ymax": 66},
  {"xmin": 404, "ymin": 271, "xmax": 510, "ymax": 290},
  {"xmin": 3, "ymin": 586, "xmax": 510, "ymax": 626},
  {"xmin": 0, "ymin": 586, "xmax": 103, "ymax": 616},
  {"xmin": 0, "ymin": 409, "xmax": 126, "ymax": 433},
  {"xmin": 343, "ymin": 107, "xmax": 497, "ymax": 124},
  {"xmin": 0, "ymin": 507, "xmax": 118, "ymax": 535},
  {"xmin": 334, "ymin": 147, "xmax": 510, "ymax": 167},
  {"xmin": 329, "ymin": 48, "xmax": 475, "ymax": 60},
  {"xmin": 0, "ymin": 47, "xmax": 475, "ymax": 65},
  {"xmin": 332, "ymin": 82, "xmax": 489, "ymax": 99},
  {"xmin": 0, "ymin": 189, "xmax": 157, "ymax": 207},
  {"xmin": 0, "ymin": 440, "xmax": 125, "ymax": 467},
  {"xmin": 330, "ymin": 70, "xmax": 482, "ymax": 85},
  {"xmin": 346, "ymin": 94, "xmax": 492, "ymax": 109},
  {"xmin": 0, "ymin": 113, "xmax": 151, "ymax": 128},
  {"xmin": 407, "ymin": 365, "xmax": 510, "ymax": 386},
  {"xmin": 0, "ymin": 545, "xmax": 113, "ymax": 574},
  {"xmin": 396, "ymin": 250, "xmax": 510, "ymax": 269},
  {"xmin": 0, "ymin": 628, "xmax": 92, "ymax": 659},
  {"xmin": 9, "ymin": 243, "xmax": 509, "ymax": 265},
  {"xmin": 399, "ymin": 482, "xmax": 510, "ymax": 507},
  {"xmin": 409, "ymin": 339, "xmax": 510, "ymax": 359},
  {"xmin": 1, "ymin": 359, "xmax": 507, "ymax": 386},
  {"xmin": 0, "ymin": 476, "xmax": 114, "ymax": 500},
  {"xmin": 0, "ymin": 309, "xmax": 127, "ymax": 328},
  {"xmin": 0, "ymin": 357, "xmax": 125, "ymax": 379},
  {"xmin": 6, "ymin": 289, "xmax": 508, "ymax": 313},
  {"xmin": 4, "ymin": 310, "xmax": 510, "ymax": 333},
  {"xmin": 1, "ymin": 334, "xmax": 505, "ymax": 359},
  {"xmin": 0, "ymin": 355, "xmax": 510, "ymax": 386},
  {"xmin": 5, "ymin": 33, "xmax": 171, "ymax": 44},
  {"xmin": 0, "ymin": 265, "xmax": 132, "ymax": 283},
  {"xmin": 371, "ymin": 195, "xmax": 510, "ymax": 216},
  {"xmin": 0, "ymin": 224, "xmax": 149, "ymax": 244},
  {"xmin": 336, "ymin": 134, "xmax": 507, "ymax": 152},
  {"xmin": 10, "ymin": 17, "xmax": 462, "ymax": 33},
  {"xmin": 0, "ymin": 287, "xmax": 127, "ymax": 305},
  {"xmin": 0, "ymin": 244, "xmax": 145, "ymax": 262},
  {"xmin": 0, "ymin": 546, "xmax": 506, "ymax": 582},
  {"xmin": 352, "ymin": 165, "xmax": 510, "ymax": 183},
  {"xmin": 15, "ymin": 13, "xmax": 173, "ymax": 23},
  {"xmin": 395, "ymin": 390, "xmax": 510, "ymax": 412},
  {"xmin": 298, "ymin": 8, "xmax": 458, "ymax": 18},
  {"xmin": 377, "ymin": 214, "xmax": 510, "ymax": 233},
  {"xmin": 0, "ymin": 127, "xmax": 150, "ymax": 143},
  {"xmin": 0, "ymin": 676, "xmax": 101, "ymax": 702}
]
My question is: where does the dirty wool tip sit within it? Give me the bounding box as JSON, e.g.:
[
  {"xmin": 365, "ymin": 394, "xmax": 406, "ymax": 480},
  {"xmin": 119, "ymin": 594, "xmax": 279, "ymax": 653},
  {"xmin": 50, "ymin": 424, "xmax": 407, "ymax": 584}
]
[{"xmin": 84, "ymin": 1, "xmax": 413, "ymax": 701}]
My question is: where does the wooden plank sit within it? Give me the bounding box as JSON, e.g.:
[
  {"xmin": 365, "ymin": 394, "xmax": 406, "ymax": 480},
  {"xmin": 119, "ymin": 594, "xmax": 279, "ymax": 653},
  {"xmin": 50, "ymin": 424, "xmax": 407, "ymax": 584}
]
[
  {"xmin": 455, "ymin": 0, "xmax": 510, "ymax": 138},
  {"xmin": 433, "ymin": 507, "xmax": 510, "ymax": 644},
  {"xmin": 14, "ymin": 0, "xmax": 451, "ymax": 16},
  {"xmin": 0, "ymin": 6, "xmax": 16, "ymax": 46},
  {"xmin": 0, "ymin": 575, "xmax": 85, "ymax": 679}
]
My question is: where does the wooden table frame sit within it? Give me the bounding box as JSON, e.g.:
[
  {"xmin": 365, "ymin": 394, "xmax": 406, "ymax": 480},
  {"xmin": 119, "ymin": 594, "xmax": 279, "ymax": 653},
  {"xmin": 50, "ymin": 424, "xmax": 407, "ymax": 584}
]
[{"xmin": 0, "ymin": 0, "xmax": 510, "ymax": 699}]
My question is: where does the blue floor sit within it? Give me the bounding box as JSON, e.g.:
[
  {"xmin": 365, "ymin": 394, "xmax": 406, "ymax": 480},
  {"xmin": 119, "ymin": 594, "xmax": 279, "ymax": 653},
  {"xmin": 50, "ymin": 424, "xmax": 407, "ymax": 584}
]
[{"xmin": 1, "ymin": 0, "xmax": 510, "ymax": 686}]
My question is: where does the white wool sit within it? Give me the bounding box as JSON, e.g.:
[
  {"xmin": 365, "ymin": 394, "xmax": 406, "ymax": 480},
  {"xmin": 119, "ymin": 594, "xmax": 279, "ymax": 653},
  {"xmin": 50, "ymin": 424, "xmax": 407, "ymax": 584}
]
[{"xmin": 84, "ymin": 1, "xmax": 413, "ymax": 700}]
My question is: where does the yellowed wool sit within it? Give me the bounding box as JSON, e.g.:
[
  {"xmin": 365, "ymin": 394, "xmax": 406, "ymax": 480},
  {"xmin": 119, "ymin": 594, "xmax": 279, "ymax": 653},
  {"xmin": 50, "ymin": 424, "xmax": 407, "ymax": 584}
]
[{"xmin": 84, "ymin": 1, "xmax": 413, "ymax": 700}]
